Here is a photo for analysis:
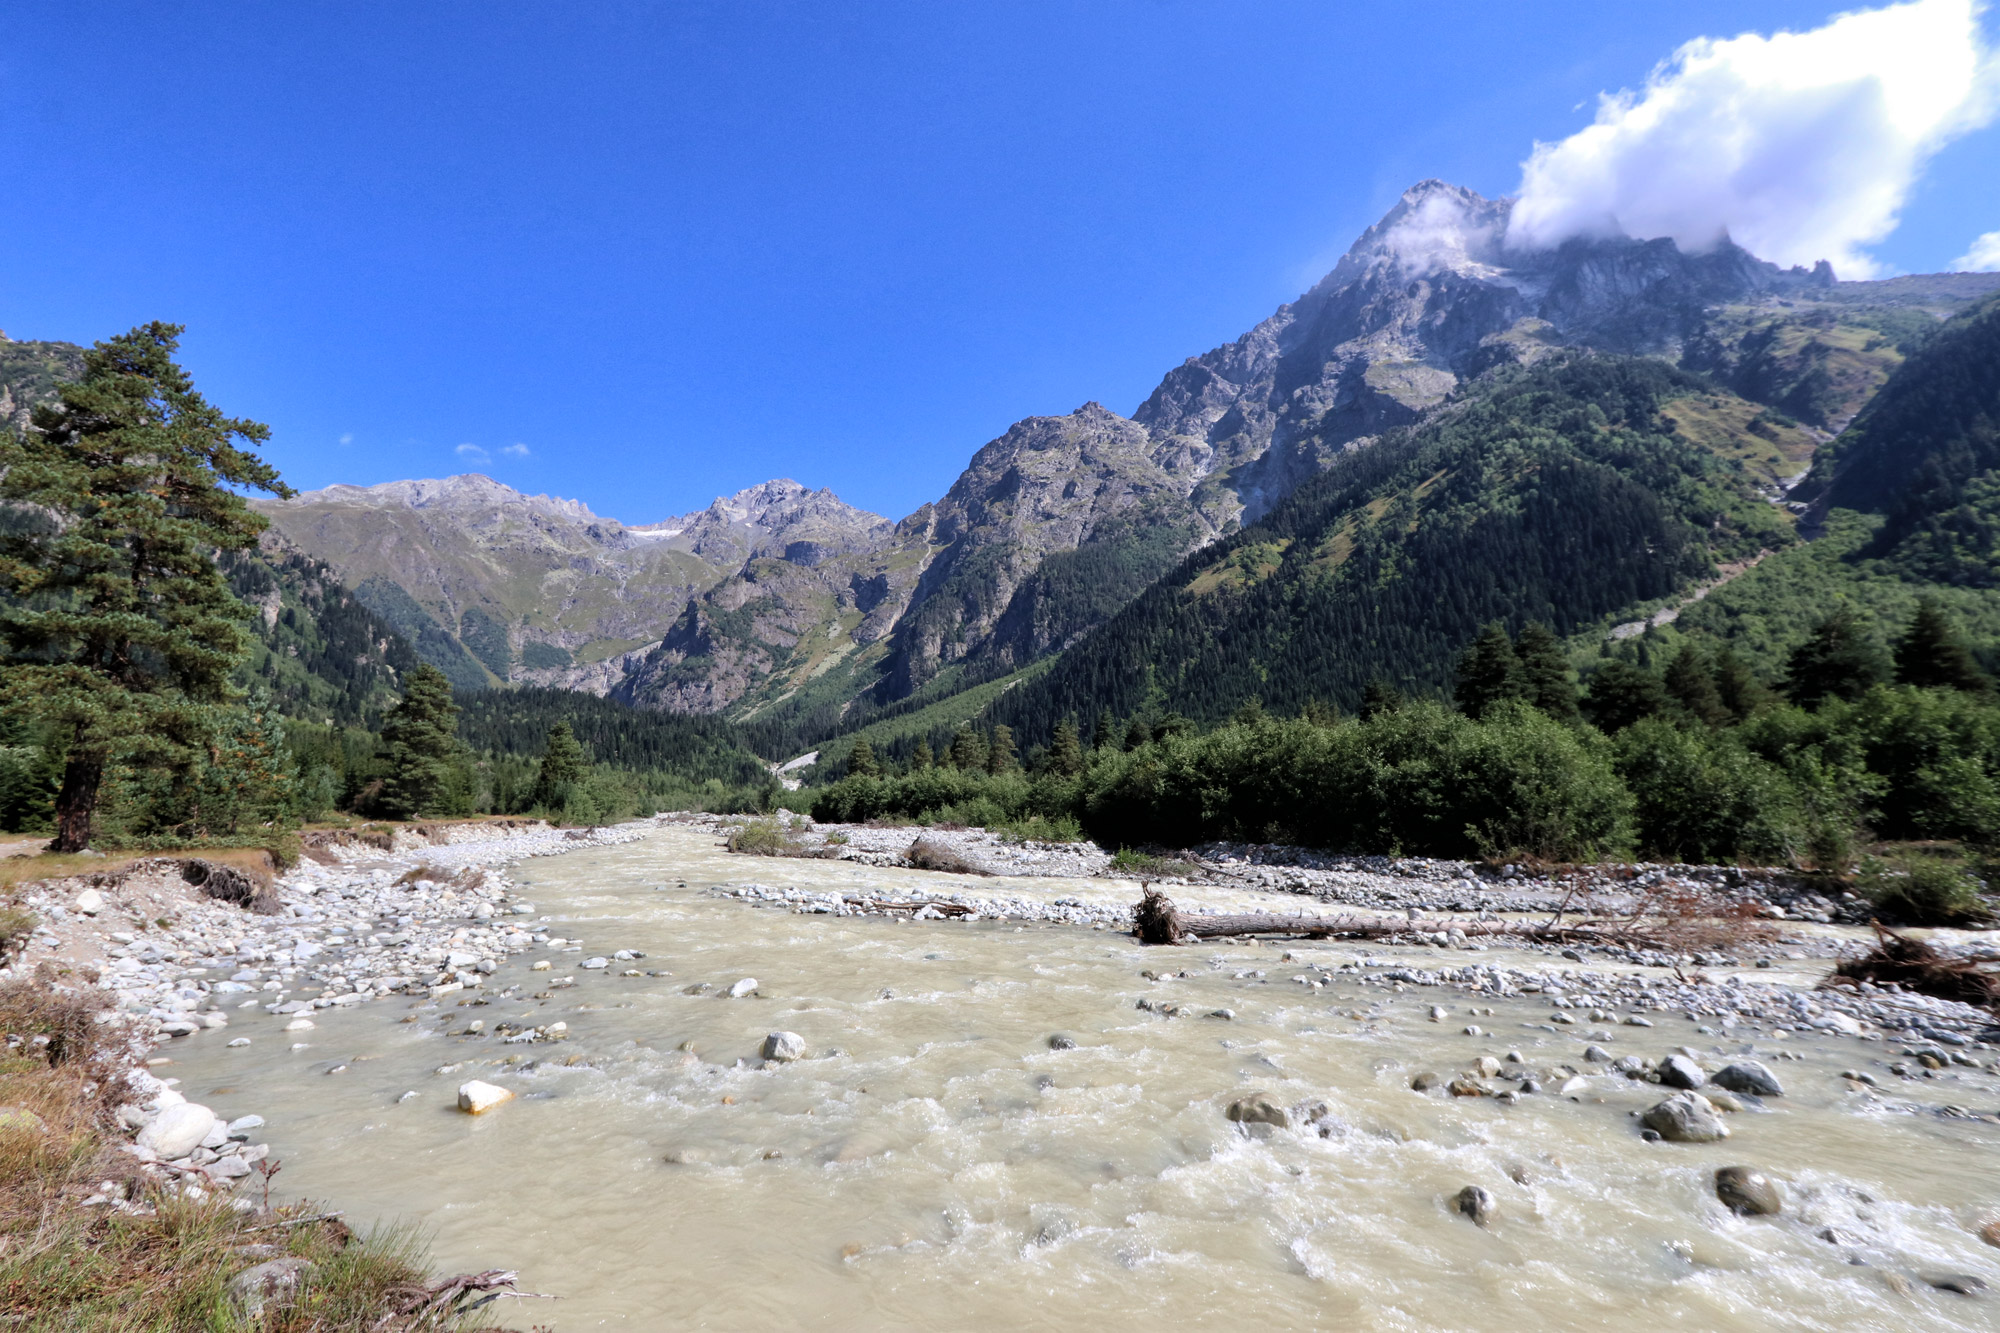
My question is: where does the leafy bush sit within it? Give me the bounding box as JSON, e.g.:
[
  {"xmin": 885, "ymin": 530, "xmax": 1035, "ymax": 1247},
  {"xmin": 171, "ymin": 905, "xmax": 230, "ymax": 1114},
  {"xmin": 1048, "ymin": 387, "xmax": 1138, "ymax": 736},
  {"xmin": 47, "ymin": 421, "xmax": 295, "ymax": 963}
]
[
  {"xmin": 1615, "ymin": 718, "xmax": 1803, "ymax": 863},
  {"xmin": 1856, "ymin": 855, "xmax": 1990, "ymax": 925}
]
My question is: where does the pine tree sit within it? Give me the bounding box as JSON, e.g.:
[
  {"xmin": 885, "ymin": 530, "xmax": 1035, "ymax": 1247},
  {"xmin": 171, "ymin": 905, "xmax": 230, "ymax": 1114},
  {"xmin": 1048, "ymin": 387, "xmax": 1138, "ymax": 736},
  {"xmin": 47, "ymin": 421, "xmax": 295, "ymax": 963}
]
[
  {"xmin": 948, "ymin": 724, "xmax": 987, "ymax": 771},
  {"xmin": 1784, "ymin": 609, "xmax": 1889, "ymax": 708},
  {"xmin": 847, "ymin": 736, "xmax": 881, "ymax": 778},
  {"xmin": 986, "ymin": 724, "xmax": 1018, "ymax": 775},
  {"xmin": 1299, "ymin": 698, "xmax": 1339, "ymax": 726},
  {"xmin": 1123, "ymin": 716, "xmax": 1153, "ymax": 750},
  {"xmin": 375, "ymin": 664, "xmax": 470, "ymax": 819},
  {"xmin": 0, "ymin": 323, "xmax": 290, "ymax": 851},
  {"xmin": 1512, "ymin": 622, "xmax": 1579, "ymax": 720},
  {"xmin": 1359, "ymin": 679, "xmax": 1405, "ymax": 719},
  {"xmin": 1893, "ymin": 596, "xmax": 1990, "ymax": 693},
  {"xmin": 190, "ymin": 688, "xmax": 296, "ymax": 835},
  {"xmin": 1663, "ymin": 644, "xmax": 1730, "ymax": 726},
  {"xmin": 909, "ymin": 737, "xmax": 934, "ymax": 770},
  {"xmin": 529, "ymin": 720, "xmax": 588, "ymax": 809},
  {"xmin": 1711, "ymin": 644, "xmax": 1771, "ymax": 721},
  {"xmin": 1045, "ymin": 718, "xmax": 1084, "ymax": 776},
  {"xmin": 1454, "ymin": 622, "xmax": 1525, "ymax": 718},
  {"xmin": 1581, "ymin": 658, "xmax": 1670, "ymax": 733},
  {"xmin": 1093, "ymin": 708, "xmax": 1117, "ymax": 751}
]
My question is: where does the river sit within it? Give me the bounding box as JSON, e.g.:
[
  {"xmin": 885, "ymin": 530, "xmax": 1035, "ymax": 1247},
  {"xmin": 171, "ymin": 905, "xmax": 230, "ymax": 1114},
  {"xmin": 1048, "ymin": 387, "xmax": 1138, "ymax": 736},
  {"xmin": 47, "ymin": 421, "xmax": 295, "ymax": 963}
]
[{"xmin": 167, "ymin": 827, "xmax": 2000, "ymax": 1330}]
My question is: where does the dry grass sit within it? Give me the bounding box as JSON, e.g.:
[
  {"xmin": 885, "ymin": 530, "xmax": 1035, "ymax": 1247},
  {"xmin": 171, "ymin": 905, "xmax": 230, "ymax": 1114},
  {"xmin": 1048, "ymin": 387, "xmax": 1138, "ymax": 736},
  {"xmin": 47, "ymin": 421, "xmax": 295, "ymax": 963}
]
[
  {"xmin": 0, "ymin": 845, "xmax": 280, "ymax": 893},
  {"xmin": 0, "ymin": 977, "xmax": 521, "ymax": 1330}
]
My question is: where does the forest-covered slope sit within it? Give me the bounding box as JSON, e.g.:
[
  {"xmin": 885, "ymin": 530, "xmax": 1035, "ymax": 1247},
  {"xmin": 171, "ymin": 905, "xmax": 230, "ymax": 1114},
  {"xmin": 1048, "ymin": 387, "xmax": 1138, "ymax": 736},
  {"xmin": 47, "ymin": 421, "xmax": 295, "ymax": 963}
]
[{"xmin": 986, "ymin": 357, "xmax": 1796, "ymax": 742}]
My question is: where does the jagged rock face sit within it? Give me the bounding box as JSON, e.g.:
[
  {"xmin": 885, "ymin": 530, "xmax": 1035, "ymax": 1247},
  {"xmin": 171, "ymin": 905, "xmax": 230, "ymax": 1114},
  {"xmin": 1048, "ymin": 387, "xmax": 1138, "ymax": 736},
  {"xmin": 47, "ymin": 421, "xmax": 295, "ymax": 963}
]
[
  {"xmin": 1133, "ymin": 180, "xmax": 1827, "ymax": 520},
  {"xmin": 0, "ymin": 339, "xmax": 85, "ymax": 437},
  {"xmin": 879, "ymin": 404, "xmax": 1223, "ymax": 695}
]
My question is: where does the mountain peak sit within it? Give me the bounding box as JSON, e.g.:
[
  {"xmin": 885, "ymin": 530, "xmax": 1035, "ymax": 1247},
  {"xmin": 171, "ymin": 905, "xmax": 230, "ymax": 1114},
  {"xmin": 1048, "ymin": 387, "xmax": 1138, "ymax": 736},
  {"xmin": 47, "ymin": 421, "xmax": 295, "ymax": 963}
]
[{"xmin": 274, "ymin": 473, "xmax": 603, "ymax": 524}]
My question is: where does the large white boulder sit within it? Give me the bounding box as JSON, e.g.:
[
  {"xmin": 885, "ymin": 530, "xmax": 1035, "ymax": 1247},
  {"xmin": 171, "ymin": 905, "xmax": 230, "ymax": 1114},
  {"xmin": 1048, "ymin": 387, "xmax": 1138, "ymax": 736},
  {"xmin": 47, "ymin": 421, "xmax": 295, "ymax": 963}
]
[
  {"xmin": 137, "ymin": 1103, "xmax": 218, "ymax": 1159},
  {"xmin": 457, "ymin": 1080, "xmax": 515, "ymax": 1115},
  {"xmin": 761, "ymin": 1031, "xmax": 807, "ymax": 1062}
]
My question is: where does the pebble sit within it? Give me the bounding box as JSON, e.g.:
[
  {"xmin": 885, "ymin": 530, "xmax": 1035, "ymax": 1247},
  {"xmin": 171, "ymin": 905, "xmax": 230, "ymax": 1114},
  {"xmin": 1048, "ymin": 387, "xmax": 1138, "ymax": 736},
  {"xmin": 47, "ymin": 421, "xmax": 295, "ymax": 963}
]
[{"xmin": 728, "ymin": 978, "xmax": 759, "ymax": 999}]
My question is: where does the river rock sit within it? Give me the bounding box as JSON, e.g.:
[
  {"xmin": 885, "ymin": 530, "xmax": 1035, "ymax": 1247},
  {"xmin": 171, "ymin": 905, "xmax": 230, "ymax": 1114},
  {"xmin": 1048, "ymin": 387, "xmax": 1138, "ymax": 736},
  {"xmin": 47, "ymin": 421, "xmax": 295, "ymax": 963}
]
[
  {"xmin": 1641, "ymin": 1092, "xmax": 1730, "ymax": 1143},
  {"xmin": 1927, "ymin": 1273, "xmax": 1988, "ymax": 1295},
  {"xmin": 1410, "ymin": 1071, "xmax": 1442, "ymax": 1091},
  {"xmin": 225, "ymin": 1115, "xmax": 265, "ymax": 1139},
  {"xmin": 1473, "ymin": 1057, "xmax": 1503, "ymax": 1078},
  {"xmin": 456, "ymin": 1080, "xmax": 515, "ymax": 1114},
  {"xmin": 1658, "ymin": 1054, "xmax": 1706, "ymax": 1090},
  {"xmin": 282, "ymin": 1018, "xmax": 314, "ymax": 1032},
  {"xmin": 74, "ymin": 888, "xmax": 105, "ymax": 915},
  {"xmin": 227, "ymin": 1258, "xmax": 315, "ymax": 1319},
  {"xmin": 1711, "ymin": 1061, "xmax": 1784, "ymax": 1097},
  {"xmin": 1715, "ymin": 1166, "xmax": 1783, "ymax": 1216},
  {"xmin": 762, "ymin": 1031, "xmax": 807, "ymax": 1062},
  {"xmin": 138, "ymin": 1103, "xmax": 218, "ymax": 1159},
  {"xmin": 1583, "ymin": 1045, "xmax": 1612, "ymax": 1063},
  {"xmin": 1454, "ymin": 1184, "xmax": 1496, "ymax": 1227},
  {"xmin": 1224, "ymin": 1093, "xmax": 1289, "ymax": 1128},
  {"xmin": 1981, "ymin": 1218, "xmax": 2000, "ymax": 1249},
  {"xmin": 1047, "ymin": 1035, "xmax": 1076, "ymax": 1050},
  {"xmin": 728, "ymin": 978, "xmax": 759, "ymax": 998}
]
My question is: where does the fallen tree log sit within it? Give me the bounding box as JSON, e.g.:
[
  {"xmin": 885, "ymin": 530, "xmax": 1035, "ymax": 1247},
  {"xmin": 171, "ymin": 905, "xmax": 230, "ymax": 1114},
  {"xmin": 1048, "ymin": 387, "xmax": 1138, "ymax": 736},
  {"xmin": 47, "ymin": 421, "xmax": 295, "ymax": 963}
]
[{"xmin": 1132, "ymin": 887, "xmax": 1659, "ymax": 948}]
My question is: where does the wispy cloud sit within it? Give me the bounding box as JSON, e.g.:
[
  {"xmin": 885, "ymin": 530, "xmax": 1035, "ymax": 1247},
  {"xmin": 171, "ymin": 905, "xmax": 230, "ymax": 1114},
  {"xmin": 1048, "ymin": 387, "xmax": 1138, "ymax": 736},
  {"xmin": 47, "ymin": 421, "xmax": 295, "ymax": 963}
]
[
  {"xmin": 455, "ymin": 443, "xmax": 490, "ymax": 463},
  {"xmin": 502, "ymin": 443, "xmax": 531, "ymax": 457},
  {"xmin": 1956, "ymin": 229, "xmax": 2000, "ymax": 269},
  {"xmin": 1508, "ymin": 0, "xmax": 2000, "ymax": 277},
  {"xmin": 338, "ymin": 432, "xmax": 353, "ymax": 446}
]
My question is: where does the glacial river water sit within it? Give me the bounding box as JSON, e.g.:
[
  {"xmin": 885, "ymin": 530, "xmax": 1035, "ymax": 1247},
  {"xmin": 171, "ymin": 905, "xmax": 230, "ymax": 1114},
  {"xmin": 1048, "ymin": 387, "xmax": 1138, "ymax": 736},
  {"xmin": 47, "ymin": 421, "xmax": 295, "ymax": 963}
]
[{"xmin": 169, "ymin": 828, "xmax": 2000, "ymax": 1330}]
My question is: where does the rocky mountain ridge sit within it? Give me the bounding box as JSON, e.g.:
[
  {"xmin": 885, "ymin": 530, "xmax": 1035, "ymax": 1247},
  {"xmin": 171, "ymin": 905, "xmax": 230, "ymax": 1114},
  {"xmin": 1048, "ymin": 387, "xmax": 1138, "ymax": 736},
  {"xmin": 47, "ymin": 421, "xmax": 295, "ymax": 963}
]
[{"xmin": 227, "ymin": 180, "xmax": 2000, "ymax": 733}]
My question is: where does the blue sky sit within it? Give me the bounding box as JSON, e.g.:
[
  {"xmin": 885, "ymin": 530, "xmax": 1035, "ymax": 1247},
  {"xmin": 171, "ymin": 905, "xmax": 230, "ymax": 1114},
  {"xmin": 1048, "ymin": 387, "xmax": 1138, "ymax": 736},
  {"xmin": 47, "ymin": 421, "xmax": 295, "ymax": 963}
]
[{"xmin": 3, "ymin": 2, "xmax": 1995, "ymax": 522}]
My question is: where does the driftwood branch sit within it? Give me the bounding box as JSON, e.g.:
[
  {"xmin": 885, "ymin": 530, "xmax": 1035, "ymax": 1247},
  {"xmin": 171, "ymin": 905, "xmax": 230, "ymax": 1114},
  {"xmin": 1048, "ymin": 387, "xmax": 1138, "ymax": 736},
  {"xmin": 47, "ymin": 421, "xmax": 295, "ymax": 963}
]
[
  {"xmin": 1133, "ymin": 887, "xmax": 1657, "ymax": 948},
  {"xmin": 842, "ymin": 896, "xmax": 974, "ymax": 916}
]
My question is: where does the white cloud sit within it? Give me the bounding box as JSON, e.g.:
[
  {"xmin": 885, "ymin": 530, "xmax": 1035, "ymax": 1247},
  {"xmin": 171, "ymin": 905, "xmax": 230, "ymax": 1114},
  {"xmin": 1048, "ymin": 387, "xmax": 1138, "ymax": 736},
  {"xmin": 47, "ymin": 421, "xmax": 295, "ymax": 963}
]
[
  {"xmin": 455, "ymin": 443, "xmax": 490, "ymax": 463},
  {"xmin": 501, "ymin": 443, "xmax": 531, "ymax": 457},
  {"xmin": 1508, "ymin": 0, "xmax": 2000, "ymax": 277},
  {"xmin": 1956, "ymin": 228, "xmax": 2000, "ymax": 268},
  {"xmin": 338, "ymin": 432, "xmax": 353, "ymax": 446}
]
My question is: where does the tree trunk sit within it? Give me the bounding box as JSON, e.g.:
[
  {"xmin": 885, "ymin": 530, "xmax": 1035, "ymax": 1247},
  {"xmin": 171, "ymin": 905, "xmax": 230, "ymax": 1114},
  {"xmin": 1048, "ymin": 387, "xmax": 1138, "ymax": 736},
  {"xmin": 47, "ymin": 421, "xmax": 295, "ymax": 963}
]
[
  {"xmin": 50, "ymin": 751, "xmax": 103, "ymax": 853},
  {"xmin": 1133, "ymin": 890, "xmax": 1655, "ymax": 947}
]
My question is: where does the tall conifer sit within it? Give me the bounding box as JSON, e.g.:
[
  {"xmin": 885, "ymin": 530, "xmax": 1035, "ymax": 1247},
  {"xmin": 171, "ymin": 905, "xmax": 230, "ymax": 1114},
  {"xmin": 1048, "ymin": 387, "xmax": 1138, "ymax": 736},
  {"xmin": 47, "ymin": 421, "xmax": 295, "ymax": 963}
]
[
  {"xmin": 376, "ymin": 664, "xmax": 468, "ymax": 819},
  {"xmin": 1513, "ymin": 622, "xmax": 1579, "ymax": 720},
  {"xmin": 0, "ymin": 323, "xmax": 290, "ymax": 851},
  {"xmin": 1454, "ymin": 623, "xmax": 1525, "ymax": 718},
  {"xmin": 1893, "ymin": 596, "xmax": 1990, "ymax": 693},
  {"xmin": 529, "ymin": 720, "xmax": 588, "ymax": 809}
]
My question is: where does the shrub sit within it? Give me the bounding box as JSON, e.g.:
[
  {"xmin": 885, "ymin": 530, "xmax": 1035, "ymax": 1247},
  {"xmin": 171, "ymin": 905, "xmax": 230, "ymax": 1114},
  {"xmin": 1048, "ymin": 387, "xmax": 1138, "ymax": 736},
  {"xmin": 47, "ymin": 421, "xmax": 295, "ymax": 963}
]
[
  {"xmin": 1615, "ymin": 718, "xmax": 1801, "ymax": 863},
  {"xmin": 1856, "ymin": 855, "xmax": 1991, "ymax": 925}
]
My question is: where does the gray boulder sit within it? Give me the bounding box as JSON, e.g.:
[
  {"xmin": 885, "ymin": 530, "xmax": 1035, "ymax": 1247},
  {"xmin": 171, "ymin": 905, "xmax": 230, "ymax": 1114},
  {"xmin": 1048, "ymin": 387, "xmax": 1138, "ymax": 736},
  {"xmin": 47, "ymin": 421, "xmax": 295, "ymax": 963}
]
[
  {"xmin": 1454, "ymin": 1185, "xmax": 1496, "ymax": 1227},
  {"xmin": 1714, "ymin": 1166, "xmax": 1782, "ymax": 1216},
  {"xmin": 1640, "ymin": 1091, "xmax": 1730, "ymax": 1143},
  {"xmin": 1657, "ymin": 1054, "xmax": 1706, "ymax": 1090},
  {"xmin": 137, "ymin": 1103, "xmax": 217, "ymax": 1160},
  {"xmin": 1224, "ymin": 1093, "xmax": 1289, "ymax": 1128},
  {"xmin": 1711, "ymin": 1061, "xmax": 1784, "ymax": 1097},
  {"xmin": 761, "ymin": 1031, "xmax": 807, "ymax": 1062}
]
